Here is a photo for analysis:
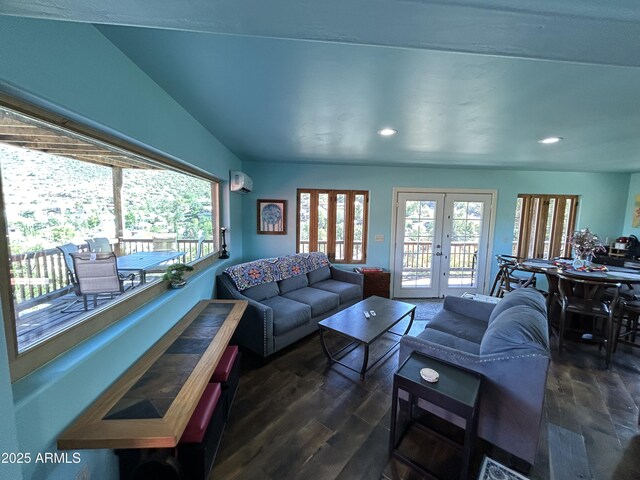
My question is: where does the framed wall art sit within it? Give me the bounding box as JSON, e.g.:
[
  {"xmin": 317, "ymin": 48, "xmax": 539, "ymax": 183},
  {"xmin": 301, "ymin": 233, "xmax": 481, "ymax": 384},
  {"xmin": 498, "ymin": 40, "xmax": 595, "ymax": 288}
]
[{"xmin": 257, "ymin": 199, "xmax": 287, "ymax": 234}]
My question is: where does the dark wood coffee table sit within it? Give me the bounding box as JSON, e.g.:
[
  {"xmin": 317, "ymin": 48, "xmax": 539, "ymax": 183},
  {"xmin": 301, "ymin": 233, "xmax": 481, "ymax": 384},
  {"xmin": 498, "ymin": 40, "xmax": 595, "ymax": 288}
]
[{"xmin": 318, "ymin": 296, "xmax": 416, "ymax": 379}]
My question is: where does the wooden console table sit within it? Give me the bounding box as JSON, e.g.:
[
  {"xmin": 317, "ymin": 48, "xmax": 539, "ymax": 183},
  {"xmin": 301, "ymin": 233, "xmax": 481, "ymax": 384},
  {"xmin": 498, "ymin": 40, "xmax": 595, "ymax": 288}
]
[{"xmin": 57, "ymin": 299, "xmax": 247, "ymax": 450}]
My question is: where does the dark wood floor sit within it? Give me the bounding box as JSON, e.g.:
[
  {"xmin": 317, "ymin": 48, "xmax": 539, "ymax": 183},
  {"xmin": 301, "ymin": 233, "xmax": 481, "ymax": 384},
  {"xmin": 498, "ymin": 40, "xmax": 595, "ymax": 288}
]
[{"xmin": 210, "ymin": 316, "xmax": 640, "ymax": 480}]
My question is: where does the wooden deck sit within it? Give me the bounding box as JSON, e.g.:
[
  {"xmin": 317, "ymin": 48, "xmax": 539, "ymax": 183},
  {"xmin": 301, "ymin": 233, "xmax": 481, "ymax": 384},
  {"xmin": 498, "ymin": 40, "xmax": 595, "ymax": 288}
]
[
  {"xmin": 211, "ymin": 314, "xmax": 640, "ymax": 480},
  {"xmin": 15, "ymin": 276, "xmax": 155, "ymax": 351}
]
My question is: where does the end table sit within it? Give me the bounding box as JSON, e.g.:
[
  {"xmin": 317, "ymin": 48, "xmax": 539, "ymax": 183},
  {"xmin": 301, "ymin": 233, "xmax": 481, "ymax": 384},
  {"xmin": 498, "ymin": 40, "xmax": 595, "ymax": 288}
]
[{"xmin": 389, "ymin": 352, "xmax": 482, "ymax": 480}]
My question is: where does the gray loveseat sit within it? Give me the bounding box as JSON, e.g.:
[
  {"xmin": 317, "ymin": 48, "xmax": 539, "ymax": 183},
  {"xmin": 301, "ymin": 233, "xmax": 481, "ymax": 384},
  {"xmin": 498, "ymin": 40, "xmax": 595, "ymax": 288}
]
[
  {"xmin": 216, "ymin": 253, "xmax": 363, "ymax": 358},
  {"xmin": 399, "ymin": 288, "xmax": 550, "ymax": 470}
]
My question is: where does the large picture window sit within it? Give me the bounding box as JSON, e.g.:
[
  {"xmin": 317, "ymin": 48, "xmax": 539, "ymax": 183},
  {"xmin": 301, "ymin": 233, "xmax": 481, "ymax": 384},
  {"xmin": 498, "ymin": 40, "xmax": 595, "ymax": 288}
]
[
  {"xmin": 0, "ymin": 102, "xmax": 219, "ymax": 379},
  {"xmin": 513, "ymin": 194, "xmax": 578, "ymax": 259},
  {"xmin": 296, "ymin": 189, "xmax": 368, "ymax": 263}
]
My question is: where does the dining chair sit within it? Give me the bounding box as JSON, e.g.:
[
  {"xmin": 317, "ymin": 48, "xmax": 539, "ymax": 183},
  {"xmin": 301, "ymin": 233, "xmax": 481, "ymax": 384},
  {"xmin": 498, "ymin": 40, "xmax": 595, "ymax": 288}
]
[
  {"xmin": 556, "ymin": 272, "xmax": 621, "ymax": 367},
  {"xmin": 489, "ymin": 254, "xmax": 536, "ymax": 297},
  {"xmin": 57, "ymin": 243, "xmax": 83, "ymax": 313},
  {"xmin": 86, "ymin": 237, "xmax": 112, "ymax": 253},
  {"xmin": 152, "ymin": 234, "xmax": 178, "ymax": 252},
  {"xmin": 613, "ymin": 299, "xmax": 640, "ymax": 352}
]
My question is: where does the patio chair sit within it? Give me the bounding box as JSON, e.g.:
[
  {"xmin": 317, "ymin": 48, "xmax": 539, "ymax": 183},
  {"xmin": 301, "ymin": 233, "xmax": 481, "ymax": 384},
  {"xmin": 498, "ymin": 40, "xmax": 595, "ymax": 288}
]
[
  {"xmin": 152, "ymin": 234, "xmax": 178, "ymax": 252},
  {"xmin": 70, "ymin": 252, "xmax": 127, "ymax": 311},
  {"xmin": 57, "ymin": 243, "xmax": 82, "ymax": 313},
  {"xmin": 195, "ymin": 236, "xmax": 205, "ymax": 260},
  {"xmin": 86, "ymin": 237, "xmax": 112, "ymax": 253}
]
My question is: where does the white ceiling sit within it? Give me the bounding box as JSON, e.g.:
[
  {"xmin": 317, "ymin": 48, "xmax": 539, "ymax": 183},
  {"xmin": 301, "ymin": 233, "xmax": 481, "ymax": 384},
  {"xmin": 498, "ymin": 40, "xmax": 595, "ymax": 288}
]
[{"xmin": 2, "ymin": 0, "xmax": 640, "ymax": 172}]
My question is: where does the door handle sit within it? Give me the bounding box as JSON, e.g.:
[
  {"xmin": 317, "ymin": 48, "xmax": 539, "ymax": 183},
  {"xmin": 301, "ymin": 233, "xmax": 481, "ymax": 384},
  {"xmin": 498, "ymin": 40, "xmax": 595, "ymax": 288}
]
[{"xmin": 435, "ymin": 252, "xmax": 442, "ymax": 256}]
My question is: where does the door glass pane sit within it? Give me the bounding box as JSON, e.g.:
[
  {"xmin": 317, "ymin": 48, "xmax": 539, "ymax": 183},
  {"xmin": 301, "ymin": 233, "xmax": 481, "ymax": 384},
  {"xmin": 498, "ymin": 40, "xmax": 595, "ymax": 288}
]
[
  {"xmin": 298, "ymin": 192, "xmax": 311, "ymax": 253},
  {"xmin": 513, "ymin": 197, "xmax": 522, "ymax": 256},
  {"xmin": 317, "ymin": 193, "xmax": 328, "ymax": 255},
  {"xmin": 353, "ymin": 194, "xmax": 365, "ymax": 262},
  {"xmin": 448, "ymin": 201, "xmax": 483, "ymax": 287},
  {"xmin": 335, "ymin": 194, "xmax": 346, "ymax": 261},
  {"xmin": 402, "ymin": 200, "xmax": 436, "ymax": 289},
  {"xmin": 543, "ymin": 199, "xmax": 556, "ymax": 258}
]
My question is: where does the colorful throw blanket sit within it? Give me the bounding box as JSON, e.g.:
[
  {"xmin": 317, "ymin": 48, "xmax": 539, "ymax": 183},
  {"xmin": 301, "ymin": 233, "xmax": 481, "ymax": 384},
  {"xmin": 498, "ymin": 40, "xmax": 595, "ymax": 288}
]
[{"xmin": 224, "ymin": 252, "xmax": 330, "ymax": 291}]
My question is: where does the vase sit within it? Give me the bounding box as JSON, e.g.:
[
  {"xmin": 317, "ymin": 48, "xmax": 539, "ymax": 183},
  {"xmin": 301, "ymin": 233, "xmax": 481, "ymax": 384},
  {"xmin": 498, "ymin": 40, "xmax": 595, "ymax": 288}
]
[
  {"xmin": 169, "ymin": 280, "xmax": 186, "ymax": 289},
  {"xmin": 573, "ymin": 252, "xmax": 593, "ymax": 269}
]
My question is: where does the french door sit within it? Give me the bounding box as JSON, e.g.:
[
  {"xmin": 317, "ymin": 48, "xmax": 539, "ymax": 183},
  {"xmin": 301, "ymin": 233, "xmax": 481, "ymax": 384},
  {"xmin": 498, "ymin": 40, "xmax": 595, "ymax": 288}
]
[{"xmin": 393, "ymin": 192, "xmax": 492, "ymax": 298}]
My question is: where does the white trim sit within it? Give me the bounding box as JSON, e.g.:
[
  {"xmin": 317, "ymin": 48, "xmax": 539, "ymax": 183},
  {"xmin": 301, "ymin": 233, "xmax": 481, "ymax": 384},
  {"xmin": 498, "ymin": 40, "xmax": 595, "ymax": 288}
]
[{"xmin": 389, "ymin": 187, "xmax": 498, "ymax": 298}]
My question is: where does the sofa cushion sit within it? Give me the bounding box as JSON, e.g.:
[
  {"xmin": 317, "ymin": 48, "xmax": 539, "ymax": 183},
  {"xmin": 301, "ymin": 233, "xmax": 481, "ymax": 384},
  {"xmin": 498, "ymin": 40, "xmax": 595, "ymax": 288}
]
[
  {"xmin": 278, "ymin": 274, "xmax": 309, "ymax": 294},
  {"xmin": 417, "ymin": 328, "xmax": 481, "ymax": 355},
  {"xmin": 480, "ymin": 305, "xmax": 549, "ymax": 355},
  {"xmin": 261, "ymin": 296, "xmax": 312, "ymax": 335},
  {"xmin": 242, "ymin": 281, "xmax": 280, "ymax": 301},
  {"xmin": 427, "ymin": 309, "xmax": 488, "ymax": 344},
  {"xmin": 312, "ymin": 279, "xmax": 361, "ymax": 303},
  {"xmin": 282, "ymin": 287, "xmax": 340, "ymax": 316},
  {"xmin": 489, "ymin": 288, "xmax": 546, "ymax": 324},
  {"xmin": 308, "ymin": 266, "xmax": 331, "ymax": 285}
]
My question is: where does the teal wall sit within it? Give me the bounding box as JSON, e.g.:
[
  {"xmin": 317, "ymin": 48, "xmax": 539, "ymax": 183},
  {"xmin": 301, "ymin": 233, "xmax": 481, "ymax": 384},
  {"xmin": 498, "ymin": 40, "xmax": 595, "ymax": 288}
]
[
  {"xmin": 240, "ymin": 162, "xmax": 630, "ymax": 282},
  {"xmin": 0, "ymin": 16, "xmax": 243, "ymax": 480},
  {"xmin": 623, "ymin": 172, "xmax": 640, "ymax": 238}
]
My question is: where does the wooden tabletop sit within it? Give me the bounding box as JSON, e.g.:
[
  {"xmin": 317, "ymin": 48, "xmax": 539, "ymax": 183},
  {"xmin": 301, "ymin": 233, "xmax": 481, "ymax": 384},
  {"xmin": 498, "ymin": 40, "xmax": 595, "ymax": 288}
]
[
  {"xmin": 57, "ymin": 299, "xmax": 247, "ymax": 450},
  {"xmin": 318, "ymin": 296, "xmax": 415, "ymax": 344}
]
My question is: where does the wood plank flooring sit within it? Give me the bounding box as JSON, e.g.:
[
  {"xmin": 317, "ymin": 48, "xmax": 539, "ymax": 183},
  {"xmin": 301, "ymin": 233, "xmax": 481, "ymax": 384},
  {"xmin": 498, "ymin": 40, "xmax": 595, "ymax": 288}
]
[{"xmin": 210, "ymin": 315, "xmax": 640, "ymax": 480}]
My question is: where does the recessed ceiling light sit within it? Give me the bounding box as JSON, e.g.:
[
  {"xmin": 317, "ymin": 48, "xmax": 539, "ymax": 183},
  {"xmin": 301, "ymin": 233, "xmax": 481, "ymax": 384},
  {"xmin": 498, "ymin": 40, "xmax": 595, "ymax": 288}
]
[
  {"xmin": 378, "ymin": 128, "xmax": 397, "ymax": 137},
  {"xmin": 538, "ymin": 136, "xmax": 563, "ymax": 144}
]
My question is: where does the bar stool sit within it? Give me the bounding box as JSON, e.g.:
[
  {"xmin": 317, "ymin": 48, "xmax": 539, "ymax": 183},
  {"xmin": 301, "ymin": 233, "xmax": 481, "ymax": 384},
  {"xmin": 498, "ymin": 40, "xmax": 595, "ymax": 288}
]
[{"xmin": 489, "ymin": 255, "xmax": 536, "ymax": 297}]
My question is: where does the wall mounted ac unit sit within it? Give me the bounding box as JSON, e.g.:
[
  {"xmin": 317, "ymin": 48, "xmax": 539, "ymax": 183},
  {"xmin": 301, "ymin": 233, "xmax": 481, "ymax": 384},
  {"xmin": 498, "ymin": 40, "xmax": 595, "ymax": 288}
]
[{"xmin": 229, "ymin": 170, "xmax": 253, "ymax": 193}]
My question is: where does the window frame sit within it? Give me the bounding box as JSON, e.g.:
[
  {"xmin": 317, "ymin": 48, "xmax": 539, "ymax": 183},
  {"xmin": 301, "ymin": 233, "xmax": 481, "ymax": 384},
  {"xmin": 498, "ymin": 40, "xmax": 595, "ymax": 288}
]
[
  {"xmin": 513, "ymin": 193, "xmax": 579, "ymax": 259},
  {"xmin": 0, "ymin": 94, "xmax": 222, "ymax": 382},
  {"xmin": 296, "ymin": 188, "xmax": 369, "ymax": 264}
]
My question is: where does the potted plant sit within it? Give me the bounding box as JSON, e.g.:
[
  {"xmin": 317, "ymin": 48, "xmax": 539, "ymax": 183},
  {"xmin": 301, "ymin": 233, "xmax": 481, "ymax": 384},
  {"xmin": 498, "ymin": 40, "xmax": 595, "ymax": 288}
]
[{"xmin": 162, "ymin": 263, "xmax": 194, "ymax": 288}]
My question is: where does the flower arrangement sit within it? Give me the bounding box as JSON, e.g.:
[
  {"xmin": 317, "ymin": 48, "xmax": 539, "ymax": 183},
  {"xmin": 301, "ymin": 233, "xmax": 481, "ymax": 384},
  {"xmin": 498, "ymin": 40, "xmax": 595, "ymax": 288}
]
[{"xmin": 570, "ymin": 228, "xmax": 605, "ymax": 259}]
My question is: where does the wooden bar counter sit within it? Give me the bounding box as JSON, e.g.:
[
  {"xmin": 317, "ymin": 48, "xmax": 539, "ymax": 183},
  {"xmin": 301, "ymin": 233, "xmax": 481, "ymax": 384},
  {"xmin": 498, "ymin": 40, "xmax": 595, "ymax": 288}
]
[{"xmin": 57, "ymin": 299, "xmax": 247, "ymax": 451}]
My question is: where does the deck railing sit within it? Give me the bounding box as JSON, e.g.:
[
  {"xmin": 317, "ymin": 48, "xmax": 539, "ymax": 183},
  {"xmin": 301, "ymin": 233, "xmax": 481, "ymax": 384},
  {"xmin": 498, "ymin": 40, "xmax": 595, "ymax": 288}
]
[
  {"xmin": 9, "ymin": 238, "xmax": 215, "ymax": 308},
  {"xmin": 297, "ymin": 240, "xmax": 477, "ymax": 277}
]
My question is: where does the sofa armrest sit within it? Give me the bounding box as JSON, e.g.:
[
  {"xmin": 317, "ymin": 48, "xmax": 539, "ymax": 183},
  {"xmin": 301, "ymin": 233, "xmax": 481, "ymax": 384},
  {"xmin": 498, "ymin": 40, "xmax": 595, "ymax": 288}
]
[
  {"xmin": 330, "ymin": 266, "xmax": 364, "ymax": 287},
  {"xmin": 442, "ymin": 296, "xmax": 495, "ymax": 323},
  {"xmin": 216, "ymin": 274, "xmax": 274, "ymax": 357}
]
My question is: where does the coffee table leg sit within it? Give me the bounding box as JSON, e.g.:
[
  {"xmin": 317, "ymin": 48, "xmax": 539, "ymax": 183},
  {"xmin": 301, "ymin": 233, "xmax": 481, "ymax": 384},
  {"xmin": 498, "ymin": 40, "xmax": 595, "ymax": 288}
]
[
  {"xmin": 402, "ymin": 308, "xmax": 416, "ymax": 336},
  {"xmin": 360, "ymin": 343, "xmax": 370, "ymax": 380},
  {"xmin": 319, "ymin": 327, "xmax": 333, "ymax": 366}
]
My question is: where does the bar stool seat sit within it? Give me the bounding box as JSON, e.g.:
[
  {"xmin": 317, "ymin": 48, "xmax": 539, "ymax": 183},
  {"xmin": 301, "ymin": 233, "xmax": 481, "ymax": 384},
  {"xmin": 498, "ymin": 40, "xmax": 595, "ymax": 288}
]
[
  {"xmin": 180, "ymin": 383, "xmax": 222, "ymax": 444},
  {"xmin": 211, "ymin": 345, "xmax": 238, "ymax": 383}
]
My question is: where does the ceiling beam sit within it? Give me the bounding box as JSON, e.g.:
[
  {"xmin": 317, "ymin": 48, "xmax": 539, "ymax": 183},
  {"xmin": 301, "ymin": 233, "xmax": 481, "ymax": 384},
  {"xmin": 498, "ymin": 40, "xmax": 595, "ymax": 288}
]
[{"xmin": 2, "ymin": 0, "xmax": 640, "ymax": 67}]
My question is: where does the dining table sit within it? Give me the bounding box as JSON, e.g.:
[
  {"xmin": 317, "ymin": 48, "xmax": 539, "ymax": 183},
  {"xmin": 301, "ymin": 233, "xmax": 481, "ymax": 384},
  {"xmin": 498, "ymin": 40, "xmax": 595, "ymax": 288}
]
[
  {"xmin": 519, "ymin": 258, "xmax": 640, "ymax": 347},
  {"xmin": 116, "ymin": 250, "xmax": 186, "ymax": 284}
]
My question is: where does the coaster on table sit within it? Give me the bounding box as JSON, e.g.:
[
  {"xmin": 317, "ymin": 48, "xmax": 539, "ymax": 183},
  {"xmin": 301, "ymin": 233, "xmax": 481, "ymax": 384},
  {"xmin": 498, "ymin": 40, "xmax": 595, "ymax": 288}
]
[{"xmin": 420, "ymin": 368, "xmax": 439, "ymax": 383}]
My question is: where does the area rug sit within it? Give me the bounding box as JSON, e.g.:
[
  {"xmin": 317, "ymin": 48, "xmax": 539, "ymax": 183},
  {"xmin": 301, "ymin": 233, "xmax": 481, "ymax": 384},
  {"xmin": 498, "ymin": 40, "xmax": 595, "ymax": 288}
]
[
  {"xmin": 477, "ymin": 456, "xmax": 529, "ymax": 480},
  {"xmin": 395, "ymin": 298, "xmax": 443, "ymax": 320}
]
